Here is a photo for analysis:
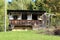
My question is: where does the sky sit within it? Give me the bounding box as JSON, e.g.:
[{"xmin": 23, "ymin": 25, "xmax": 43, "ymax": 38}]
[
  {"xmin": 8, "ymin": 0, "xmax": 36, "ymax": 2},
  {"xmin": 32, "ymin": 0, "xmax": 36, "ymax": 2},
  {"xmin": 8, "ymin": 0, "xmax": 12, "ymax": 2}
]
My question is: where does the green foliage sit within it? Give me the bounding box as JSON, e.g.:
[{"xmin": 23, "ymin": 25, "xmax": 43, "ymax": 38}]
[
  {"xmin": 8, "ymin": 0, "xmax": 32, "ymax": 10},
  {"xmin": 0, "ymin": 0, "xmax": 60, "ymax": 31},
  {"xmin": 8, "ymin": 0, "xmax": 60, "ymax": 13},
  {"xmin": 0, "ymin": 0, "xmax": 5, "ymax": 31},
  {"xmin": 0, "ymin": 0, "xmax": 9, "ymax": 31}
]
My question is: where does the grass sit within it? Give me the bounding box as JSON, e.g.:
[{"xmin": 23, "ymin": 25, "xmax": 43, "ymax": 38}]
[{"xmin": 0, "ymin": 31, "xmax": 60, "ymax": 40}]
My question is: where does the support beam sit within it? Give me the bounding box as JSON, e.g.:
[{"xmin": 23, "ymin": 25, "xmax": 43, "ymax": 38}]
[{"xmin": 4, "ymin": 0, "xmax": 7, "ymax": 32}]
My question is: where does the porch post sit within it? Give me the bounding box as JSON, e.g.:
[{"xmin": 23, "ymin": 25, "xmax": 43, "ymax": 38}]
[
  {"xmin": 42, "ymin": 12, "xmax": 47, "ymax": 27},
  {"xmin": 4, "ymin": 0, "xmax": 7, "ymax": 32},
  {"xmin": 31, "ymin": 14, "xmax": 32, "ymax": 20}
]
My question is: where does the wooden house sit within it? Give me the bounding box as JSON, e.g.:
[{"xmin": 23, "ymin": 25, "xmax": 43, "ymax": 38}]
[{"xmin": 7, "ymin": 10, "xmax": 46, "ymax": 31}]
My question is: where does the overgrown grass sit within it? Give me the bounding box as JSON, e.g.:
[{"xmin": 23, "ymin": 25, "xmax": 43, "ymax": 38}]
[{"xmin": 0, "ymin": 31, "xmax": 60, "ymax": 40}]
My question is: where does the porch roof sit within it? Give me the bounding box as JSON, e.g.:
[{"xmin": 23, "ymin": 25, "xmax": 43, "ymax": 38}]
[{"xmin": 7, "ymin": 10, "xmax": 46, "ymax": 14}]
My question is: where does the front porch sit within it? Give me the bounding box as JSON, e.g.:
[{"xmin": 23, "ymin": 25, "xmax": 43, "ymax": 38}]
[
  {"xmin": 9, "ymin": 20, "xmax": 42, "ymax": 30},
  {"xmin": 7, "ymin": 10, "xmax": 46, "ymax": 31}
]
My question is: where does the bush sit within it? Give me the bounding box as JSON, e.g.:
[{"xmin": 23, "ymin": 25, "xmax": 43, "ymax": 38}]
[
  {"xmin": 54, "ymin": 29, "xmax": 60, "ymax": 35},
  {"xmin": 0, "ymin": 26, "xmax": 4, "ymax": 32}
]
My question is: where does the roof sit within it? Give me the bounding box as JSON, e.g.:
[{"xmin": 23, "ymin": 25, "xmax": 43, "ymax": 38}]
[{"xmin": 7, "ymin": 10, "xmax": 46, "ymax": 14}]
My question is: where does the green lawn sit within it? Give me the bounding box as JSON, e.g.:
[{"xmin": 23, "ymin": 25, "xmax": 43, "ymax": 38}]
[{"xmin": 0, "ymin": 31, "xmax": 60, "ymax": 40}]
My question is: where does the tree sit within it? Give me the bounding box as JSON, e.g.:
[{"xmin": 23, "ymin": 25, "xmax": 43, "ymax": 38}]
[
  {"xmin": 44, "ymin": 0, "xmax": 60, "ymax": 26},
  {"xmin": 0, "ymin": 0, "xmax": 5, "ymax": 31},
  {"xmin": 8, "ymin": 0, "xmax": 60, "ymax": 26},
  {"xmin": 8, "ymin": 0, "xmax": 32, "ymax": 10}
]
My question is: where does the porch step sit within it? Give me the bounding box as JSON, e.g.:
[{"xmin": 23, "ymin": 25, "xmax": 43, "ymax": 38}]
[{"xmin": 12, "ymin": 29, "xmax": 28, "ymax": 31}]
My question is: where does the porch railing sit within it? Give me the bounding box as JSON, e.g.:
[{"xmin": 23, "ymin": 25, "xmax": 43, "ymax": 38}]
[{"xmin": 9, "ymin": 20, "xmax": 42, "ymax": 26}]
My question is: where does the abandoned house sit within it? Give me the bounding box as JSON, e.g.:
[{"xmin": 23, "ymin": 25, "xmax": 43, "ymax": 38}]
[{"xmin": 7, "ymin": 10, "xmax": 46, "ymax": 31}]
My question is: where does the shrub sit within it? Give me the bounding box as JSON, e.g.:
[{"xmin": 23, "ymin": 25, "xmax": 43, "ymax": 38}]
[{"xmin": 0, "ymin": 26, "xmax": 4, "ymax": 32}]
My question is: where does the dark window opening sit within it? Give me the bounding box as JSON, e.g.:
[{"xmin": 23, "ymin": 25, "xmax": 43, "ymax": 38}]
[
  {"xmin": 22, "ymin": 14, "xmax": 27, "ymax": 20},
  {"xmin": 13, "ymin": 15, "xmax": 18, "ymax": 20},
  {"xmin": 32, "ymin": 14, "xmax": 38, "ymax": 20}
]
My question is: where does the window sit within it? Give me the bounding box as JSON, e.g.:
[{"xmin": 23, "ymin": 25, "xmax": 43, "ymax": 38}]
[
  {"xmin": 27, "ymin": 14, "xmax": 32, "ymax": 20},
  {"xmin": 9, "ymin": 15, "xmax": 13, "ymax": 20},
  {"xmin": 22, "ymin": 14, "xmax": 27, "ymax": 20},
  {"xmin": 32, "ymin": 14, "xmax": 38, "ymax": 20},
  {"xmin": 13, "ymin": 15, "xmax": 18, "ymax": 20},
  {"xmin": 18, "ymin": 14, "xmax": 22, "ymax": 20}
]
